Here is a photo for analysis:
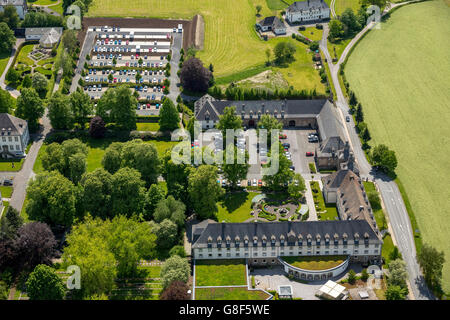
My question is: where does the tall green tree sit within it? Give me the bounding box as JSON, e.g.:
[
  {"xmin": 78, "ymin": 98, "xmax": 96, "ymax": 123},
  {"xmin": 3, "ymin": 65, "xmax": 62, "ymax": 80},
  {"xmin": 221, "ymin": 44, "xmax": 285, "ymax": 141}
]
[
  {"xmin": 154, "ymin": 196, "xmax": 186, "ymax": 228},
  {"xmin": 262, "ymin": 144, "xmax": 294, "ymax": 191},
  {"xmin": 151, "ymin": 219, "xmax": 179, "ymax": 251},
  {"xmin": 216, "ymin": 106, "xmax": 243, "ymax": 138},
  {"xmin": 288, "ymin": 173, "xmax": 306, "ymax": 199},
  {"xmin": 26, "ymin": 264, "xmax": 65, "ymax": 300},
  {"xmin": 340, "ymin": 8, "xmax": 361, "ymax": 36},
  {"xmin": 26, "ymin": 171, "xmax": 78, "ymax": 227},
  {"xmin": 70, "ymin": 89, "xmax": 94, "ymax": 128},
  {"xmin": 385, "ymin": 285, "xmax": 408, "ymax": 300},
  {"xmin": 257, "ymin": 114, "xmax": 283, "ymax": 146},
  {"xmin": 159, "ymin": 98, "xmax": 180, "ymax": 131},
  {"xmin": 0, "ymin": 5, "xmax": 20, "ymax": 29},
  {"xmin": 273, "ymin": 41, "xmax": 296, "ymax": 64},
  {"xmin": 31, "ymin": 73, "xmax": 48, "ymax": 98},
  {"xmin": 222, "ymin": 146, "xmax": 249, "ymax": 188},
  {"xmin": 80, "ymin": 168, "xmax": 113, "ymax": 219},
  {"xmin": 121, "ymin": 139, "xmax": 161, "ymax": 186},
  {"xmin": 48, "ymin": 91, "xmax": 74, "ymax": 130},
  {"xmin": 160, "ymin": 255, "xmax": 190, "ymax": 289},
  {"xmin": 0, "ymin": 22, "xmax": 15, "ymax": 54},
  {"xmin": 388, "ymin": 259, "xmax": 408, "ymax": 290},
  {"xmin": 328, "ymin": 19, "xmax": 344, "ymax": 42},
  {"xmin": 371, "ymin": 144, "xmax": 397, "ymax": 174},
  {"xmin": 0, "ymin": 87, "xmax": 15, "ymax": 114},
  {"xmin": 110, "ymin": 167, "xmax": 146, "ymax": 217},
  {"xmin": 143, "ymin": 183, "xmax": 166, "ymax": 220},
  {"xmin": 417, "ymin": 243, "xmax": 445, "ymax": 291},
  {"xmin": 15, "ymin": 87, "xmax": 44, "ymax": 132},
  {"xmin": 96, "ymin": 86, "xmax": 137, "ymax": 130},
  {"xmin": 188, "ymin": 165, "xmax": 224, "ymax": 219},
  {"xmin": 102, "ymin": 142, "xmax": 123, "ymax": 174}
]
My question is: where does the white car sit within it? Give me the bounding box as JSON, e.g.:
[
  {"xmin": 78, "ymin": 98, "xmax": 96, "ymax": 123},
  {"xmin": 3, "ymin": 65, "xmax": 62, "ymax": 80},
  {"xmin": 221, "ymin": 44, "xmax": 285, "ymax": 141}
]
[{"xmin": 252, "ymin": 179, "xmax": 257, "ymax": 187}]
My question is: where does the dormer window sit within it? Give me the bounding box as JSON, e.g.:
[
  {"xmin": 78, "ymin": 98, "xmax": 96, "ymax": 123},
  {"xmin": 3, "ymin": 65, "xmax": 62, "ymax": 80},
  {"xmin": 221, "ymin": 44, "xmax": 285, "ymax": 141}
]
[
  {"xmin": 244, "ymin": 239, "xmax": 249, "ymax": 247},
  {"xmin": 253, "ymin": 237, "xmax": 258, "ymax": 247}
]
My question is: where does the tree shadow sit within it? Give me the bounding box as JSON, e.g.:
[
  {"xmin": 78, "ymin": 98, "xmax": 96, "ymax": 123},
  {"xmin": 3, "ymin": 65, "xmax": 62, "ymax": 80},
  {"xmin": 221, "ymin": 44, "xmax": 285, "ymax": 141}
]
[{"xmin": 220, "ymin": 192, "xmax": 251, "ymax": 213}]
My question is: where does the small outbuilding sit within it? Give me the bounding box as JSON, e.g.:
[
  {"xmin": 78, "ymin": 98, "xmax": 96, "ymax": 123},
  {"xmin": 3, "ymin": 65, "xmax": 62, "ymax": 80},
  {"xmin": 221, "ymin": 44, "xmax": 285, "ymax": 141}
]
[
  {"xmin": 278, "ymin": 285, "xmax": 293, "ymax": 299},
  {"xmin": 256, "ymin": 16, "xmax": 286, "ymax": 35},
  {"xmin": 316, "ymin": 280, "xmax": 348, "ymax": 300},
  {"xmin": 39, "ymin": 28, "xmax": 62, "ymax": 48}
]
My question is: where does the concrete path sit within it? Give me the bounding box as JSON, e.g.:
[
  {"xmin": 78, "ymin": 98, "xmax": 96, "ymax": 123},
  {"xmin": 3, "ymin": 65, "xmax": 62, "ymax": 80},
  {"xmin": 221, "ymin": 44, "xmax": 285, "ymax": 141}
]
[
  {"xmin": 0, "ymin": 38, "xmax": 24, "ymax": 98},
  {"xmin": 319, "ymin": 0, "xmax": 433, "ymax": 300}
]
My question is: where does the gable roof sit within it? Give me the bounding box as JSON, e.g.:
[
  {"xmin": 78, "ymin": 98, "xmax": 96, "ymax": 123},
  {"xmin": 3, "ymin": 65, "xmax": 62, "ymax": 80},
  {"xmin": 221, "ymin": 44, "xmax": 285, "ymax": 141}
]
[
  {"xmin": 0, "ymin": 113, "xmax": 28, "ymax": 136},
  {"xmin": 0, "ymin": 0, "xmax": 26, "ymax": 6},
  {"xmin": 287, "ymin": 0, "xmax": 329, "ymax": 12},
  {"xmin": 322, "ymin": 170, "xmax": 379, "ymax": 235},
  {"xmin": 192, "ymin": 219, "xmax": 381, "ymax": 248},
  {"xmin": 258, "ymin": 16, "xmax": 285, "ymax": 30}
]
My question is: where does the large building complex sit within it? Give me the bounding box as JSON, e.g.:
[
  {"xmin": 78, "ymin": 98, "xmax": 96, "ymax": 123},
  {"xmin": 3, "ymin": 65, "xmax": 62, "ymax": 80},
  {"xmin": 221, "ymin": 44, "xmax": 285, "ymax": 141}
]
[
  {"xmin": 285, "ymin": 0, "xmax": 330, "ymax": 24},
  {"xmin": 194, "ymin": 95, "xmax": 350, "ymax": 171}
]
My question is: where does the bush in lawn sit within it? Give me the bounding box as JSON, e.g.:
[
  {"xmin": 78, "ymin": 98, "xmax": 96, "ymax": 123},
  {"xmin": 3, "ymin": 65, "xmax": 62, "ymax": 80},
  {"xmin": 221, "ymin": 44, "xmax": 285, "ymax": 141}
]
[
  {"xmin": 26, "ymin": 264, "xmax": 65, "ymax": 300},
  {"xmin": 160, "ymin": 255, "xmax": 190, "ymax": 289},
  {"xmin": 347, "ymin": 269, "xmax": 356, "ymax": 284},
  {"xmin": 309, "ymin": 41, "xmax": 319, "ymax": 51},
  {"xmin": 160, "ymin": 280, "xmax": 190, "ymax": 300},
  {"xmin": 361, "ymin": 268, "xmax": 369, "ymax": 282}
]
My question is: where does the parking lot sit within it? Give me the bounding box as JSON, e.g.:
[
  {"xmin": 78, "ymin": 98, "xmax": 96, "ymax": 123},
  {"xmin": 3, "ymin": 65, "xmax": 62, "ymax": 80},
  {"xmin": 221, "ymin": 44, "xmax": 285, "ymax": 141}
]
[
  {"xmin": 74, "ymin": 25, "xmax": 180, "ymax": 108},
  {"xmin": 283, "ymin": 129, "xmax": 319, "ymax": 174}
]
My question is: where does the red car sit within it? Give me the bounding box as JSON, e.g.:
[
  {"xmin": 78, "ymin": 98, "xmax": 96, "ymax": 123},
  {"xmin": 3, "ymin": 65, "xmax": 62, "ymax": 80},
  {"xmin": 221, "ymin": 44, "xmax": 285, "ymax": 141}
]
[
  {"xmin": 279, "ymin": 134, "xmax": 287, "ymax": 139},
  {"xmin": 306, "ymin": 152, "xmax": 314, "ymax": 157},
  {"xmin": 258, "ymin": 180, "xmax": 262, "ymax": 187}
]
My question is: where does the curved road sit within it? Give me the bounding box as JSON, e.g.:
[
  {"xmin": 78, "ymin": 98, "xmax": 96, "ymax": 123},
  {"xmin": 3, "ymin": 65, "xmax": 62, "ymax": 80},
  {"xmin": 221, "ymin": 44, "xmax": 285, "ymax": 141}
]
[{"xmin": 320, "ymin": 1, "xmax": 433, "ymax": 300}]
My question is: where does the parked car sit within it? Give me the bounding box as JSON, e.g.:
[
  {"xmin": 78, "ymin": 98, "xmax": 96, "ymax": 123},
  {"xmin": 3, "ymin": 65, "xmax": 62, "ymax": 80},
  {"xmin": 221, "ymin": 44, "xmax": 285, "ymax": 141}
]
[
  {"xmin": 346, "ymin": 116, "xmax": 351, "ymax": 122},
  {"xmin": 3, "ymin": 179, "xmax": 13, "ymax": 186},
  {"xmin": 306, "ymin": 152, "xmax": 314, "ymax": 157}
]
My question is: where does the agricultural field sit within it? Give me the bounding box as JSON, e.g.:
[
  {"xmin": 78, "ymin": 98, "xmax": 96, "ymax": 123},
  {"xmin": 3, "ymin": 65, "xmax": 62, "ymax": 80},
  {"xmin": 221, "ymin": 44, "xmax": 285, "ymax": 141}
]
[
  {"xmin": 344, "ymin": 0, "xmax": 450, "ymax": 291},
  {"xmin": 88, "ymin": 0, "xmax": 324, "ymax": 93},
  {"xmin": 195, "ymin": 259, "xmax": 247, "ymax": 286}
]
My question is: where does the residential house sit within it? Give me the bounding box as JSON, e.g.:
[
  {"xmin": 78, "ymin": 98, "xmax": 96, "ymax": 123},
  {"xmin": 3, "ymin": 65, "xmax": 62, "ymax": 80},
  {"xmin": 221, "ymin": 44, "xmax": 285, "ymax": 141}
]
[
  {"xmin": 256, "ymin": 16, "xmax": 287, "ymax": 35},
  {"xmin": 285, "ymin": 0, "xmax": 330, "ymax": 24},
  {"xmin": 0, "ymin": 113, "xmax": 30, "ymax": 158}
]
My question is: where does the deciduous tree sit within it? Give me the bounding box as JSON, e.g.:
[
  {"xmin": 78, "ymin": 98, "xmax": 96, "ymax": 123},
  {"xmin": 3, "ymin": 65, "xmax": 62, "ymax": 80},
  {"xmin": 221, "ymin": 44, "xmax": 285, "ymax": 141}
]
[
  {"xmin": 180, "ymin": 57, "xmax": 212, "ymax": 93},
  {"xmin": 26, "ymin": 264, "xmax": 65, "ymax": 300},
  {"xmin": 159, "ymin": 98, "xmax": 180, "ymax": 131},
  {"xmin": 154, "ymin": 196, "xmax": 186, "ymax": 228},
  {"xmin": 48, "ymin": 91, "xmax": 74, "ymax": 130},
  {"xmin": 160, "ymin": 255, "xmax": 190, "ymax": 289},
  {"xmin": 160, "ymin": 280, "xmax": 190, "ymax": 300}
]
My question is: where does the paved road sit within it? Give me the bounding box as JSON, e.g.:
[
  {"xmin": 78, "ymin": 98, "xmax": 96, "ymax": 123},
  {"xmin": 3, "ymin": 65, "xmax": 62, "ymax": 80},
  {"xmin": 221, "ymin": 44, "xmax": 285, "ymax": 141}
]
[
  {"xmin": 0, "ymin": 38, "xmax": 24, "ymax": 98},
  {"xmin": 5, "ymin": 111, "xmax": 52, "ymax": 214},
  {"xmin": 330, "ymin": 0, "xmax": 337, "ymax": 18},
  {"xmin": 167, "ymin": 32, "xmax": 182, "ymax": 103},
  {"xmin": 319, "ymin": 0, "xmax": 433, "ymax": 300}
]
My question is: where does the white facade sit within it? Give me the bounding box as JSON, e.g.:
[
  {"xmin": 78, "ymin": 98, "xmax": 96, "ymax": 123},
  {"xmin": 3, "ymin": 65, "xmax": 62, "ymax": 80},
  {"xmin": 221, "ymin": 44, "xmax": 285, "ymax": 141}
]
[
  {"xmin": 286, "ymin": 0, "xmax": 330, "ymax": 23},
  {"xmin": 0, "ymin": 127, "xmax": 29, "ymax": 157},
  {"xmin": 192, "ymin": 241, "xmax": 381, "ymax": 262}
]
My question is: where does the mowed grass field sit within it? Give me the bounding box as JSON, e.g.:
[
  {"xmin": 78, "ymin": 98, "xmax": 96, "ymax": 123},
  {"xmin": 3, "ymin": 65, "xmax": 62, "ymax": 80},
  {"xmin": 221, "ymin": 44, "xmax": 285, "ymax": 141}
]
[
  {"xmin": 334, "ymin": 0, "xmax": 361, "ymax": 16},
  {"xmin": 195, "ymin": 259, "xmax": 247, "ymax": 286},
  {"xmin": 345, "ymin": 0, "xmax": 450, "ymax": 291},
  {"xmin": 88, "ymin": 0, "xmax": 324, "ymax": 93}
]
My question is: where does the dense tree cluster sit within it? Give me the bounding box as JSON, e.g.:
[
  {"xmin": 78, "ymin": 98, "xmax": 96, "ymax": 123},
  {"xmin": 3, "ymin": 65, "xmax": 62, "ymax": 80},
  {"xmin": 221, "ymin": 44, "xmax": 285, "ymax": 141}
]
[
  {"xmin": 417, "ymin": 243, "xmax": 445, "ymax": 296},
  {"xmin": 62, "ymin": 216, "xmax": 157, "ymax": 298},
  {"xmin": 26, "ymin": 264, "xmax": 65, "ymax": 300},
  {"xmin": 96, "ymin": 86, "xmax": 137, "ymax": 130},
  {"xmin": 0, "ymin": 22, "xmax": 15, "ymax": 54}
]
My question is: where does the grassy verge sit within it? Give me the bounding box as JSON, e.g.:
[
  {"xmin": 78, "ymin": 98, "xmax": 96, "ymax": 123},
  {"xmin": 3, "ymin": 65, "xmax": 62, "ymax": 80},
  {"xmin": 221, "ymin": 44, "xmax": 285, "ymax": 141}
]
[
  {"xmin": 136, "ymin": 122, "xmax": 160, "ymax": 132},
  {"xmin": 310, "ymin": 181, "xmax": 338, "ymax": 221},
  {"xmin": 0, "ymin": 186, "xmax": 13, "ymax": 198}
]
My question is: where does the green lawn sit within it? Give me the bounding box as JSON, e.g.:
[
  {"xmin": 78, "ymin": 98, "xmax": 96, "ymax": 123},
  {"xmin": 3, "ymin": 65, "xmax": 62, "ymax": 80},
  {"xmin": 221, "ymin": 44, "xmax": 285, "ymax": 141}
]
[
  {"xmin": 281, "ymin": 255, "xmax": 347, "ymax": 270},
  {"xmin": 88, "ymin": 0, "xmax": 322, "ymax": 91},
  {"xmin": 196, "ymin": 287, "xmax": 269, "ymax": 300},
  {"xmin": 328, "ymin": 38, "xmax": 351, "ymax": 62},
  {"xmin": 136, "ymin": 265, "xmax": 162, "ymax": 279},
  {"xmin": 344, "ymin": 0, "xmax": 450, "ymax": 291},
  {"xmin": 310, "ymin": 181, "xmax": 339, "ymax": 221},
  {"xmin": 136, "ymin": 122, "xmax": 160, "ymax": 132},
  {"xmin": 195, "ymin": 259, "xmax": 247, "ymax": 286},
  {"xmin": 0, "ymin": 52, "xmax": 10, "ymax": 79},
  {"xmin": 334, "ymin": 0, "xmax": 361, "ymax": 16},
  {"xmin": 216, "ymin": 192, "xmax": 258, "ymax": 223},
  {"xmin": 381, "ymin": 233, "xmax": 395, "ymax": 265},
  {"xmin": 363, "ymin": 181, "xmax": 388, "ymax": 230},
  {"xmin": 266, "ymin": 0, "xmax": 288, "ymax": 10},
  {"xmin": 15, "ymin": 44, "xmax": 35, "ymax": 67},
  {"xmin": 299, "ymin": 27, "xmax": 323, "ymax": 42},
  {"xmin": 0, "ymin": 186, "xmax": 13, "ymax": 198}
]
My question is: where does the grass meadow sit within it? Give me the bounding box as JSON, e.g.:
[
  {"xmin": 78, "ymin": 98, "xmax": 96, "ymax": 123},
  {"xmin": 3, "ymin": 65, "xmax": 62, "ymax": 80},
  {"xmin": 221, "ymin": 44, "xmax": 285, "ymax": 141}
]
[{"xmin": 345, "ymin": 0, "xmax": 450, "ymax": 291}]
